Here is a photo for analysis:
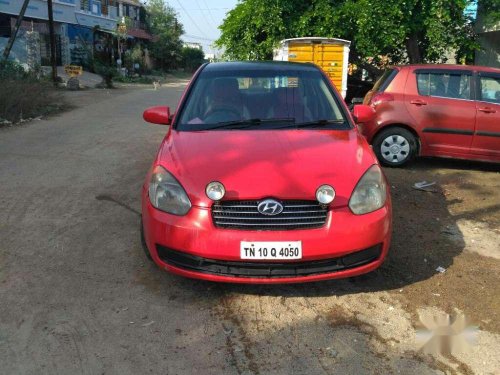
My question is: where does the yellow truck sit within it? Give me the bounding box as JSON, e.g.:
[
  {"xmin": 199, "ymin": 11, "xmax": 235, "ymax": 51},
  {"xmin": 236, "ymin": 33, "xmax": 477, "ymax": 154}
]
[{"xmin": 273, "ymin": 37, "xmax": 351, "ymax": 98}]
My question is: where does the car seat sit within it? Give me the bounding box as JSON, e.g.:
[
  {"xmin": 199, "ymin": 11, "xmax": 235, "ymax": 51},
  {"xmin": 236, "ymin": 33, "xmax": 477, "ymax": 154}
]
[
  {"xmin": 204, "ymin": 78, "xmax": 250, "ymax": 120},
  {"xmin": 267, "ymin": 87, "xmax": 312, "ymax": 123}
]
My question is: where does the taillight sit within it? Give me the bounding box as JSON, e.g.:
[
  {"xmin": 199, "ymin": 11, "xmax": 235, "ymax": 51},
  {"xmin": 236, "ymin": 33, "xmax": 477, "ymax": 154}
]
[{"xmin": 370, "ymin": 92, "xmax": 394, "ymax": 107}]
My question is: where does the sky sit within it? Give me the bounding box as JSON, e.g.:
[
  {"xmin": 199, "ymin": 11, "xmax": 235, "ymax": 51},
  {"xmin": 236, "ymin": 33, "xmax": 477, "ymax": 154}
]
[{"xmin": 168, "ymin": 0, "xmax": 239, "ymax": 56}]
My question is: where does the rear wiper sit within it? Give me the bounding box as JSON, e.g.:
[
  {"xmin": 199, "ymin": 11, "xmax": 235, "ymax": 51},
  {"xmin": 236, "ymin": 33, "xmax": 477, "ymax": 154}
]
[{"xmin": 207, "ymin": 118, "xmax": 295, "ymax": 130}]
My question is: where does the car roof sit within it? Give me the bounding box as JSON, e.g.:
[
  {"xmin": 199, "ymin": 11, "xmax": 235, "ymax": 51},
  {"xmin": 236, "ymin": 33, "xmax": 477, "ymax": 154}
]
[
  {"xmin": 396, "ymin": 64, "xmax": 500, "ymax": 73},
  {"xmin": 203, "ymin": 61, "xmax": 321, "ymax": 72}
]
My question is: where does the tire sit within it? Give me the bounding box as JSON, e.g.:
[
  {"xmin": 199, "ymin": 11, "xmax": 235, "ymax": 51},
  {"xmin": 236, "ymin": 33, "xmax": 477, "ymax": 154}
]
[
  {"xmin": 140, "ymin": 218, "xmax": 153, "ymax": 261},
  {"xmin": 372, "ymin": 127, "xmax": 418, "ymax": 167}
]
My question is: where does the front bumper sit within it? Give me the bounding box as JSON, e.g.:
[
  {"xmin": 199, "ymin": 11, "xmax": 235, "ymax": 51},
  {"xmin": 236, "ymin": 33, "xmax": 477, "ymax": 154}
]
[
  {"xmin": 357, "ymin": 120, "xmax": 379, "ymax": 144},
  {"xmin": 142, "ymin": 192, "xmax": 392, "ymax": 284}
]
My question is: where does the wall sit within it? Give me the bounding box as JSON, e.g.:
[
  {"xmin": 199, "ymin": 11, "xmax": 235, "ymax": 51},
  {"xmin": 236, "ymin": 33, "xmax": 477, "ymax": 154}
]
[
  {"xmin": 0, "ymin": 0, "xmax": 78, "ymax": 24},
  {"xmin": 0, "ymin": 0, "xmax": 118, "ymax": 31},
  {"xmin": 474, "ymin": 1, "xmax": 500, "ymax": 68},
  {"xmin": 475, "ymin": 31, "xmax": 500, "ymax": 68}
]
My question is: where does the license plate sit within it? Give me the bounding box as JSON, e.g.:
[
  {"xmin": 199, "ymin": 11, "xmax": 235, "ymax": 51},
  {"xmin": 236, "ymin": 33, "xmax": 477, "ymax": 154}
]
[{"xmin": 240, "ymin": 241, "xmax": 302, "ymax": 260}]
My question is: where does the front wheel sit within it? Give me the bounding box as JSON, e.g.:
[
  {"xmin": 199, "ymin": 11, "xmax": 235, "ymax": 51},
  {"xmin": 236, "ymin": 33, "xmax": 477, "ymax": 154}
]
[{"xmin": 372, "ymin": 127, "xmax": 418, "ymax": 167}]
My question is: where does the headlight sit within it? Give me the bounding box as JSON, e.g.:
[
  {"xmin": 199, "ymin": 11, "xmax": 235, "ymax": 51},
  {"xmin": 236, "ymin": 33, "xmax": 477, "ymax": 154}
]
[
  {"xmin": 206, "ymin": 181, "xmax": 225, "ymax": 201},
  {"xmin": 349, "ymin": 165, "xmax": 387, "ymax": 215},
  {"xmin": 316, "ymin": 184, "xmax": 335, "ymax": 204},
  {"xmin": 148, "ymin": 166, "xmax": 191, "ymax": 215}
]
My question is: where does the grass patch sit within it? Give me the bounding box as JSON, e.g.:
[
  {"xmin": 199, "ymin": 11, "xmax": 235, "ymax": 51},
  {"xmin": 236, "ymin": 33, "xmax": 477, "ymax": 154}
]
[
  {"xmin": 0, "ymin": 61, "xmax": 66, "ymax": 124},
  {"xmin": 0, "ymin": 80, "xmax": 64, "ymax": 124}
]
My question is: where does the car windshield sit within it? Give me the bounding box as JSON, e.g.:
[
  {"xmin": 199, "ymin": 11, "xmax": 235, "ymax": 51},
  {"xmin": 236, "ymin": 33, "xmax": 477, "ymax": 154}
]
[{"xmin": 176, "ymin": 67, "xmax": 349, "ymax": 131}]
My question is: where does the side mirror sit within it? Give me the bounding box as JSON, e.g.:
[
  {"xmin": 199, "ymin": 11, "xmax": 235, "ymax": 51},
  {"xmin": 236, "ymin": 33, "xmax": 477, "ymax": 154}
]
[
  {"xmin": 352, "ymin": 104, "xmax": 375, "ymax": 123},
  {"xmin": 143, "ymin": 106, "xmax": 171, "ymax": 125}
]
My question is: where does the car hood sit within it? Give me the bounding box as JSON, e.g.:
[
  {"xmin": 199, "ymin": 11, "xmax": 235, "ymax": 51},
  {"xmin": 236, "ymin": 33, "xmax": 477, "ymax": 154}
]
[{"xmin": 156, "ymin": 129, "xmax": 378, "ymax": 208}]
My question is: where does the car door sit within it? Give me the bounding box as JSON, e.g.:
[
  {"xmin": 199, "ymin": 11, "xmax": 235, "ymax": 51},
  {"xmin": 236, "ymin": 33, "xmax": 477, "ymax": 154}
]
[
  {"xmin": 471, "ymin": 72, "xmax": 500, "ymax": 158},
  {"xmin": 405, "ymin": 69, "xmax": 476, "ymax": 156}
]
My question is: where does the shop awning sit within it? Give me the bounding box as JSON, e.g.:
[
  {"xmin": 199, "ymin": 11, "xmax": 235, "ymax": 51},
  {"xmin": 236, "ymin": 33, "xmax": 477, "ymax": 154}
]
[{"xmin": 127, "ymin": 28, "xmax": 153, "ymax": 40}]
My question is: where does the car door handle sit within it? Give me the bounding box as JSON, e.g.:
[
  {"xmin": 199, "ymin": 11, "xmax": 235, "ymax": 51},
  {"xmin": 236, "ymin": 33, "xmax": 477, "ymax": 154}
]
[
  {"xmin": 478, "ymin": 107, "xmax": 496, "ymax": 114},
  {"xmin": 410, "ymin": 100, "xmax": 427, "ymax": 106}
]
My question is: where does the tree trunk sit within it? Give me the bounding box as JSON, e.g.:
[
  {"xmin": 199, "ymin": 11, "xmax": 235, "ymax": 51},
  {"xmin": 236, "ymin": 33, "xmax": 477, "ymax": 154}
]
[{"xmin": 405, "ymin": 33, "xmax": 422, "ymax": 63}]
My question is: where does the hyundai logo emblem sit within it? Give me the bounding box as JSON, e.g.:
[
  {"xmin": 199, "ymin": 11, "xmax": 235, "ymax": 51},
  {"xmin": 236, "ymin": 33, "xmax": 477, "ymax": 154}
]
[{"xmin": 257, "ymin": 199, "xmax": 283, "ymax": 216}]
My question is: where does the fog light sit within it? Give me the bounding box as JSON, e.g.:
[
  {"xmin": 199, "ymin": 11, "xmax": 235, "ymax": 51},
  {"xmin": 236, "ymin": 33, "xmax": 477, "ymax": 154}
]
[
  {"xmin": 316, "ymin": 184, "xmax": 335, "ymax": 204},
  {"xmin": 206, "ymin": 181, "xmax": 225, "ymax": 201}
]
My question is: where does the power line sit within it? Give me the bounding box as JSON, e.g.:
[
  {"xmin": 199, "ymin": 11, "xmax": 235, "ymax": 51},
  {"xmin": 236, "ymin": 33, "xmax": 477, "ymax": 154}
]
[
  {"xmin": 202, "ymin": 0, "xmax": 219, "ymax": 26},
  {"xmin": 173, "ymin": 8, "xmax": 230, "ymax": 11},
  {"xmin": 174, "ymin": 0, "xmax": 207, "ymax": 37},
  {"xmin": 195, "ymin": 0, "xmax": 215, "ymax": 29},
  {"xmin": 183, "ymin": 34, "xmax": 215, "ymax": 42}
]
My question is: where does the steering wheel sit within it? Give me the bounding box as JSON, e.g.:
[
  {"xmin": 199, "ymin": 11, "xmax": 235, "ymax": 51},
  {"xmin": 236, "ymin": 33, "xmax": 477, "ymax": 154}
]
[{"xmin": 204, "ymin": 104, "xmax": 242, "ymax": 123}]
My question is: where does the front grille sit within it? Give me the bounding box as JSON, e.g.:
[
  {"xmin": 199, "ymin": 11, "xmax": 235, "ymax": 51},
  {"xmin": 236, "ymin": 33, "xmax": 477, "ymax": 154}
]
[
  {"xmin": 212, "ymin": 200, "xmax": 328, "ymax": 230},
  {"xmin": 156, "ymin": 244, "xmax": 382, "ymax": 278}
]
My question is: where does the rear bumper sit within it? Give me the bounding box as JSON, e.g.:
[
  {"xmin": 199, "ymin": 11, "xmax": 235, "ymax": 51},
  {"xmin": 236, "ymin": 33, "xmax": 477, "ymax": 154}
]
[{"xmin": 142, "ymin": 191, "xmax": 392, "ymax": 284}]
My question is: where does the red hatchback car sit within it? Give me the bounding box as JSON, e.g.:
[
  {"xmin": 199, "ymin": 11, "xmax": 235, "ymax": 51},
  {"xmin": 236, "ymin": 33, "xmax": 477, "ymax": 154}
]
[
  {"xmin": 359, "ymin": 64, "xmax": 500, "ymax": 166},
  {"xmin": 141, "ymin": 62, "xmax": 391, "ymax": 284}
]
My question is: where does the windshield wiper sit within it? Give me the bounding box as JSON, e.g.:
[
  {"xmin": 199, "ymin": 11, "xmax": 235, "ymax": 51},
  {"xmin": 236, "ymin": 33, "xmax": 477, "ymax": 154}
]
[
  {"xmin": 295, "ymin": 119, "xmax": 347, "ymax": 128},
  {"xmin": 207, "ymin": 118, "xmax": 296, "ymax": 130},
  {"xmin": 270, "ymin": 119, "xmax": 347, "ymax": 129}
]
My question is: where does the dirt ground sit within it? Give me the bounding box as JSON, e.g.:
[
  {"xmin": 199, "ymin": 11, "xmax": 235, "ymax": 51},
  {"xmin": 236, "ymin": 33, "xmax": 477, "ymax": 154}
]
[
  {"xmin": 385, "ymin": 159, "xmax": 500, "ymax": 335},
  {"xmin": 0, "ymin": 82, "xmax": 499, "ymax": 375},
  {"xmin": 206, "ymin": 158, "xmax": 500, "ymax": 375}
]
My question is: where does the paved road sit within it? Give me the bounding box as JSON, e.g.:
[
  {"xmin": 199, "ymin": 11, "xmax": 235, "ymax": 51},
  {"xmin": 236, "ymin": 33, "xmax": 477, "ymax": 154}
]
[{"xmin": 1, "ymin": 82, "xmax": 498, "ymax": 375}]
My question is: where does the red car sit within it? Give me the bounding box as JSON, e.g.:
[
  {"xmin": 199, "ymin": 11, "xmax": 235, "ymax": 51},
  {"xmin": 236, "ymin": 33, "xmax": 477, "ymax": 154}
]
[
  {"xmin": 359, "ymin": 64, "xmax": 500, "ymax": 166},
  {"xmin": 141, "ymin": 61, "xmax": 391, "ymax": 284}
]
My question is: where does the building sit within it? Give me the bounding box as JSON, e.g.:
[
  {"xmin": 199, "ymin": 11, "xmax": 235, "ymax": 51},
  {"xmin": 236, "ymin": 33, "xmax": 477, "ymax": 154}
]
[
  {"xmin": 0, "ymin": 0, "xmax": 151, "ymax": 68},
  {"xmin": 183, "ymin": 41, "xmax": 202, "ymax": 50},
  {"xmin": 475, "ymin": 2, "xmax": 500, "ymax": 68},
  {"xmin": 117, "ymin": 0, "xmax": 151, "ymax": 41}
]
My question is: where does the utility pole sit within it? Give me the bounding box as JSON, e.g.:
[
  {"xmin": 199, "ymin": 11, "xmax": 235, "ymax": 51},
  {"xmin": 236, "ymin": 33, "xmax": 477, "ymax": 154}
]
[
  {"xmin": 2, "ymin": 0, "xmax": 30, "ymax": 60},
  {"xmin": 47, "ymin": 0, "xmax": 58, "ymax": 85},
  {"xmin": 117, "ymin": 17, "xmax": 127, "ymax": 71}
]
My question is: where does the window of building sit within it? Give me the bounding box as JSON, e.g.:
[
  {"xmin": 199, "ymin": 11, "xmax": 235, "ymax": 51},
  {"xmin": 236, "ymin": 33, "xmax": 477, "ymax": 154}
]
[
  {"xmin": 80, "ymin": 0, "xmax": 89, "ymax": 11},
  {"xmin": 102, "ymin": 0, "xmax": 108, "ymax": 16},
  {"xmin": 92, "ymin": 1, "xmax": 102, "ymax": 15},
  {"xmin": 0, "ymin": 14, "xmax": 12, "ymax": 37}
]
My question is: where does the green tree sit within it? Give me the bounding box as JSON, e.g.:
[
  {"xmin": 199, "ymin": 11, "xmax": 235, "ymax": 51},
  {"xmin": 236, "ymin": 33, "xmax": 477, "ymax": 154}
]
[
  {"xmin": 215, "ymin": 0, "xmax": 296, "ymax": 60},
  {"xmin": 477, "ymin": 0, "xmax": 500, "ymax": 28},
  {"xmin": 146, "ymin": 0, "xmax": 184, "ymax": 70},
  {"xmin": 124, "ymin": 44, "xmax": 145, "ymax": 73},
  {"xmin": 181, "ymin": 47, "xmax": 205, "ymax": 72},
  {"xmin": 342, "ymin": 0, "xmax": 479, "ymax": 64},
  {"xmin": 216, "ymin": 0, "xmax": 482, "ymax": 68}
]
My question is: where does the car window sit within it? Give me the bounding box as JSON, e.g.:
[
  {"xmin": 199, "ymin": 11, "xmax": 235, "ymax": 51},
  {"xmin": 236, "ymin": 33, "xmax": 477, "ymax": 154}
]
[
  {"xmin": 479, "ymin": 75, "xmax": 500, "ymax": 104},
  {"xmin": 416, "ymin": 72, "xmax": 471, "ymax": 100},
  {"xmin": 372, "ymin": 68, "xmax": 397, "ymax": 93},
  {"xmin": 176, "ymin": 68, "xmax": 348, "ymax": 130}
]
